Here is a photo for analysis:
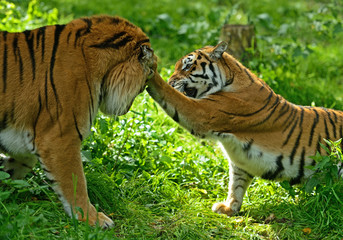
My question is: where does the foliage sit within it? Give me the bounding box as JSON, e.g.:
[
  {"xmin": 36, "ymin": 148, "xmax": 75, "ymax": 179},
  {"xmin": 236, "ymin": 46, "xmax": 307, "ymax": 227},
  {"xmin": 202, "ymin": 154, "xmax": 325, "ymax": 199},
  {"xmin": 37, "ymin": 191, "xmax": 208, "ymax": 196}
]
[
  {"xmin": 305, "ymin": 139, "xmax": 343, "ymax": 193},
  {"xmin": 0, "ymin": 0, "xmax": 59, "ymax": 31},
  {"xmin": 1, "ymin": 0, "xmax": 343, "ymax": 239}
]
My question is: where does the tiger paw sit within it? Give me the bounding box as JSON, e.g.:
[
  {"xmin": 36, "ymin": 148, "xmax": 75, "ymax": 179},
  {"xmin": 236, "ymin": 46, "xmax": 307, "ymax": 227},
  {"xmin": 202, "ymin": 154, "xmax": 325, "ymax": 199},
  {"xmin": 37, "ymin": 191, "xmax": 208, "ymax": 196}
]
[
  {"xmin": 212, "ymin": 202, "xmax": 236, "ymax": 216},
  {"xmin": 85, "ymin": 211, "xmax": 114, "ymax": 229},
  {"xmin": 97, "ymin": 212, "xmax": 114, "ymax": 229}
]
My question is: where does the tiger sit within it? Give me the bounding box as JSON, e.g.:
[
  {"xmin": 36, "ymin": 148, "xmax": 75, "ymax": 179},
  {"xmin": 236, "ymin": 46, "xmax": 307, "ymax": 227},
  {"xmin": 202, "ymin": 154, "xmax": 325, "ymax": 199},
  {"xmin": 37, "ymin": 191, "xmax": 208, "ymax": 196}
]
[
  {"xmin": 0, "ymin": 15, "xmax": 155, "ymax": 228},
  {"xmin": 147, "ymin": 41, "xmax": 343, "ymax": 217}
]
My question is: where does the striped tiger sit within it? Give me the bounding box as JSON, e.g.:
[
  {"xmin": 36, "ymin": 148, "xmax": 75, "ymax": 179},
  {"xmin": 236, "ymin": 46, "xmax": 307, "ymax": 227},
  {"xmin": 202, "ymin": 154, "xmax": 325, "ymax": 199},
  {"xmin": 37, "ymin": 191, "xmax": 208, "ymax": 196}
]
[
  {"xmin": 0, "ymin": 15, "xmax": 154, "ymax": 228},
  {"xmin": 147, "ymin": 41, "xmax": 343, "ymax": 217}
]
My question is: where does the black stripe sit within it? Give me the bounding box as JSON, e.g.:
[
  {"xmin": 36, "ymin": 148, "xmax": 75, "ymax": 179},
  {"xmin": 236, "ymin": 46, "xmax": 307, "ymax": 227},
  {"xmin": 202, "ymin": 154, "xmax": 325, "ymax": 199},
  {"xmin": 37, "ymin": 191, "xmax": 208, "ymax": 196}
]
[
  {"xmin": 110, "ymin": 17, "xmax": 122, "ymax": 25},
  {"xmin": 289, "ymin": 128, "xmax": 302, "ymax": 165},
  {"xmin": 299, "ymin": 107, "xmax": 304, "ymax": 127},
  {"xmin": 36, "ymin": 27, "xmax": 46, "ymax": 62},
  {"xmin": 209, "ymin": 62, "xmax": 217, "ymax": 77},
  {"xmin": 24, "ymin": 30, "xmax": 36, "ymax": 81},
  {"xmin": 12, "ymin": 34, "xmax": 18, "ymax": 62},
  {"xmin": 74, "ymin": 23, "xmax": 92, "ymax": 48},
  {"xmin": 273, "ymin": 101, "xmax": 290, "ymax": 124},
  {"xmin": 326, "ymin": 110, "xmax": 336, "ymax": 138},
  {"xmin": 190, "ymin": 73, "xmax": 209, "ymax": 80},
  {"xmin": 198, "ymin": 51, "xmax": 211, "ymax": 62},
  {"xmin": 33, "ymin": 94, "xmax": 42, "ymax": 146},
  {"xmin": 252, "ymin": 95, "xmax": 280, "ymax": 127},
  {"xmin": 219, "ymin": 91, "xmax": 274, "ymax": 117},
  {"xmin": 324, "ymin": 118, "xmax": 330, "ymax": 141},
  {"xmin": 0, "ymin": 112, "xmax": 8, "ymax": 130},
  {"xmin": 198, "ymin": 85, "xmax": 212, "ymax": 98},
  {"xmin": 74, "ymin": 29, "xmax": 84, "ymax": 47},
  {"xmin": 81, "ymin": 18, "xmax": 92, "ymax": 32},
  {"xmin": 308, "ymin": 108, "xmax": 319, "ymax": 147},
  {"xmin": 67, "ymin": 31, "xmax": 72, "ymax": 45},
  {"xmin": 235, "ymin": 61, "xmax": 242, "ymax": 72},
  {"xmin": 2, "ymin": 32, "xmax": 8, "ymax": 93},
  {"xmin": 282, "ymin": 107, "xmax": 297, "ymax": 133},
  {"xmin": 332, "ymin": 111, "xmax": 338, "ymax": 122},
  {"xmin": 290, "ymin": 147, "xmax": 305, "ymax": 185},
  {"xmin": 12, "ymin": 36, "xmax": 24, "ymax": 83},
  {"xmin": 49, "ymin": 25, "xmax": 66, "ymax": 119},
  {"xmin": 73, "ymin": 111, "xmax": 83, "ymax": 141},
  {"xmin": 261, "ymin": 155, "xmax": 284, "ymax": 180},
  {"xmin": 172, "ymin": 110, "xmax": 179, "ymax": 122},
  {"xmin": 243, "ymin": 139, "xmax": 254, "ymax": 152},
  {"xmin": 109, "ymin": 35, "xmax": 133, "ymax": 49},
  {"xmin": 134, "ymin": 39, "xmax": 150, "ymax": 50},
  {"xmin": 89, "ymin": 31, "xmax": 127, "ymax": 49},
  {"xmin": 244, "ymin": 68, "xmax": 254, "ymax": 83},
  {"xmin": 240, "ymin": 168, "xmax": 254, "ymax": 179},
  {"xmin": 283, "ymin": 118, "xmax": 299, "ymax": 147}
]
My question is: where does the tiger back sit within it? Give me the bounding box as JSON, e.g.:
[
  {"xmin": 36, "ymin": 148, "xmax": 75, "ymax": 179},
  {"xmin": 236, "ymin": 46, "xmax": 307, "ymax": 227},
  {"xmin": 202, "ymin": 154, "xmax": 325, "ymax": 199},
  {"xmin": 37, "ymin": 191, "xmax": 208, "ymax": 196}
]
[
  {"xmin": 147, "ymin": 41, "xmax": 343, "ymax": 217},
  {"xmin": 0, "ymin": 15, "xmax": 154, "ymax": 227}
]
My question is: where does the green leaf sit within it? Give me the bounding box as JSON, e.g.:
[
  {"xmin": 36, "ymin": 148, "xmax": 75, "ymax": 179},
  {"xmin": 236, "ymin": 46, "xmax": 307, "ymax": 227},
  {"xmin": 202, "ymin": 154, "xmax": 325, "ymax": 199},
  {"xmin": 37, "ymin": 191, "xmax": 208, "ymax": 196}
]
[
  {"xmin": 11, "ymin": 180, "xmax": 30, "ymax": 188},
  {"xmin": 0, "ymin": 191, "xmax": 12, "ymax": 201},
  {"xmin": 305, "ymin": 177, "xmax": 320, "ymax": 193},
  {"xmin": 0, "ymin": 171, "xmax": 10, "ymax": 180}
]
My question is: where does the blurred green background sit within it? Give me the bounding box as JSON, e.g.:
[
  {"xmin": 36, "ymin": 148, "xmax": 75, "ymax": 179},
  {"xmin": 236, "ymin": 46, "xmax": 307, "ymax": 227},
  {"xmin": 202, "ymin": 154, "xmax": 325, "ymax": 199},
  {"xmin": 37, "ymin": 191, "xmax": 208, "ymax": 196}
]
[{"xmin": 1, "ymin": 0, "xmax": 343, "ymax": 239}]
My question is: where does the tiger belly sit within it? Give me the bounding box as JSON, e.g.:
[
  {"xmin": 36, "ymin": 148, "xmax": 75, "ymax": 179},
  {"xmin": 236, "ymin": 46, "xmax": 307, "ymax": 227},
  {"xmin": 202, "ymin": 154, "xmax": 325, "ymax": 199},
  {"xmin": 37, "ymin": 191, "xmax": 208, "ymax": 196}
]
[
  {"xmin": 0, "ymin": 128, "xmax": 35, "ymax": 155},
  {"xmin": 216, "ymin": 133, "xmax": 312, "ymax": 182}
]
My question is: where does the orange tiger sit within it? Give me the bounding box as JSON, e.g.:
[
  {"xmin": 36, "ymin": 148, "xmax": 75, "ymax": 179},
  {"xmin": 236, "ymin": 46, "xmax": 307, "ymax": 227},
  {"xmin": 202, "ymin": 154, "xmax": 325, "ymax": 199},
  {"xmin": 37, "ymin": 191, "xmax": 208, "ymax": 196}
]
[
  {"xmin": 147, "ymin": 41, "xmax": 343, "ymax": 217},
  {"xmin": 0, "ymin": 15, "xmax": 154, "ymax": 228}
]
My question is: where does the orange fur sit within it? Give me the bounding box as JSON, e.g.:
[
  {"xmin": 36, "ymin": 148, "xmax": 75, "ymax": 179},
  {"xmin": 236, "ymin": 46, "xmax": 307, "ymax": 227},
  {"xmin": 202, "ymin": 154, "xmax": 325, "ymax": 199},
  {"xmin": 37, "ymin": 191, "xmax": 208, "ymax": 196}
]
[{"xmin": 0, "ymin": 15, "xmax": 154, "ymax": 228}]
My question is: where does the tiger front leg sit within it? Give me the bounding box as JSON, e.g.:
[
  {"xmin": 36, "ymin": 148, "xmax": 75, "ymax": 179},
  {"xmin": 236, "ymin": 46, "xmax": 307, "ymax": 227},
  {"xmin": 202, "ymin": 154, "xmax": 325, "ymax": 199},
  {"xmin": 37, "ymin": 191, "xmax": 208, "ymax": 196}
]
[
  {"xmin": 212, "ymin": 161, "xmax": 253, "ymax": 216},
  {"xmin": 36, "ymin": 137, "xmax": 114, "ymax": 228}
]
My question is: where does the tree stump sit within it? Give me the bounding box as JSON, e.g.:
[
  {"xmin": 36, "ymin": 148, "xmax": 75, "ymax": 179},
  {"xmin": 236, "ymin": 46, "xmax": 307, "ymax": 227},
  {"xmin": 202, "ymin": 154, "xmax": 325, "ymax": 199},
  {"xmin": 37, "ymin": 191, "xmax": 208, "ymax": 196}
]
[{"xmin": 220, "ymin": 24, "xmax": 257, "ymax": 62}]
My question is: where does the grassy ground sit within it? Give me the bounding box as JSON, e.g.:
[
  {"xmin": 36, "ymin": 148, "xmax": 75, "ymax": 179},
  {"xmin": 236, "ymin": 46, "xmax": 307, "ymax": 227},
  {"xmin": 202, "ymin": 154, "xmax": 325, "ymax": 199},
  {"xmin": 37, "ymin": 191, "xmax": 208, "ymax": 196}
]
[{"xmin": 1, "ymin": 0, "xmax": 343, "ymax": 239}]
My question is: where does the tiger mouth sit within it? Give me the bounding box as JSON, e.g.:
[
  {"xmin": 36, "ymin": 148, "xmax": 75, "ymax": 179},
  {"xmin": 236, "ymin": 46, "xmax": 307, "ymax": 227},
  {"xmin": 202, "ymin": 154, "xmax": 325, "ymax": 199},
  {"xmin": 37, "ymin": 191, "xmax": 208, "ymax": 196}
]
[{"xmin": 172, "ymin": 82, "xmax": 197, "ymax": 98}]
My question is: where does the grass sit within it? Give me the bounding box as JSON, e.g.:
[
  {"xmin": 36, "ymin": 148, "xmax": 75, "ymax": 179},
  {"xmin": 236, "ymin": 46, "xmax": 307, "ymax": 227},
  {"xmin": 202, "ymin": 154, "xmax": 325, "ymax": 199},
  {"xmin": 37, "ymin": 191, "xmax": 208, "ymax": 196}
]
[{"xmin": 1, "ymin": 0, "xmax": 343, "ymax": 239}]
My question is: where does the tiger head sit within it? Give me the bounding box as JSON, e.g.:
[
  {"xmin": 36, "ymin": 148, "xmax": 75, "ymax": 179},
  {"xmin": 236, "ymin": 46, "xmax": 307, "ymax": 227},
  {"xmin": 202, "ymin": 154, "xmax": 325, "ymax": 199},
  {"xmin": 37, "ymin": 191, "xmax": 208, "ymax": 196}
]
[
  {"xmin": 97, "ymin": 43, "xmax": 155, "ymax": 116},
  {"xmin": 78, "ymin": 16, "xmax": 155, "ymax": 116},
  {"xmin": 168, "ymin": 41, "xmax": 235, "ymax": 99}
]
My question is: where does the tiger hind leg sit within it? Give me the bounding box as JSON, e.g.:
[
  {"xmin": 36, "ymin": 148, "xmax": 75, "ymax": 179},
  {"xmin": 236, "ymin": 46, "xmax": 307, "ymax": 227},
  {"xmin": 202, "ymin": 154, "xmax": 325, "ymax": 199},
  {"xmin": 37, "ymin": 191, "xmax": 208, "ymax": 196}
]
[
  {"xmin": 0, "ymin": 153, "xmax": 37, "ymax": 179},
  {"xmin": 212, "ymin": 161, "xmax": 253, "ymax": 216}
]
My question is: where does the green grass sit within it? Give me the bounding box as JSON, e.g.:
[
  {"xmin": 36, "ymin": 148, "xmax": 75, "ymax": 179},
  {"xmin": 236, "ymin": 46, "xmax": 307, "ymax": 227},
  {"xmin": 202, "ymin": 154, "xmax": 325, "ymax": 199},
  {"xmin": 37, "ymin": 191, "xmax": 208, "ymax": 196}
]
[{"xmin": 1, "ymin": 0, "xmax": 343, "ymax": 239}]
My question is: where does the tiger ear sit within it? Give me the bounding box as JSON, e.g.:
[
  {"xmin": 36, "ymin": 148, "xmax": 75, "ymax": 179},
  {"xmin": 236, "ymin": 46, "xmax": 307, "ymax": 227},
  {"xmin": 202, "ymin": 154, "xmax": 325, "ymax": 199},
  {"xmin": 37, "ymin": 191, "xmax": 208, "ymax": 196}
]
[
  {"xmin": 140, "ymin": 45, "xmax": 154, "ymax": 63},
  {"xmin": 210, "ymin": 41, "xmax": 228, "ymax": 61}
]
